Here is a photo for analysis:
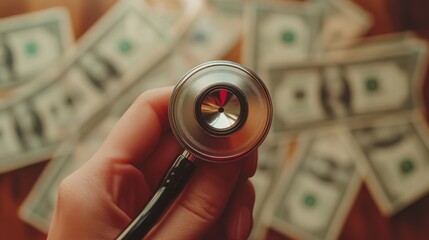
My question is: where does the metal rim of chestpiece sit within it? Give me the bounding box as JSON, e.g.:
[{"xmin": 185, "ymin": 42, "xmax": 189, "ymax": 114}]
[{"xmin": 169, "ymin": 60, "xmax": 273, "ymax": 163}]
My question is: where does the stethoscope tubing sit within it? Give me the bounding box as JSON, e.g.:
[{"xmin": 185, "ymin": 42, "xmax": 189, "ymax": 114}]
[{"xmin": 116, "ymin": 150, "xmax": 197, "ymax": 239}]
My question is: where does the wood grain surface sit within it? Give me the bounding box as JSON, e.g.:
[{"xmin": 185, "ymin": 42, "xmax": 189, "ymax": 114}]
[{"xmin": 0, "ymin": 0, "xmax": 428, "ymax": 239}]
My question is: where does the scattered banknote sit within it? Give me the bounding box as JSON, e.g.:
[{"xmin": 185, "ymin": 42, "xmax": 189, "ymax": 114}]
[
  {"xmin": 262, "ymin": 130, "xmax": 361, "ymax": 240},
  {"xmin": 316, "ymin": 32, "xmax": 421, "ymax": 63},
  {"xmin": 270, "ymin": 40, "xmax": 428, "ymax": 134},
  {"xmin": 19, "ymin": 115, "xmax": 121, "ymax": 233},
  {"xmin": 250, "ymin": 139, "xmax": 295, "ymax": 239},
  {"xmin": 0, "ymin": 7, "xmax": 73, "ymax": 89},
  {"xmin": 252, "ymin": 140, "xmax": 292, "ymax": 215},
  {"xmin": 324, "ymin": 31, "xmax": 417, "ymax": 54},
  {"xmin": 0, "ymin": 0, "xmax": 170, "ymax": 173},
  {"xmin": 19, "ymin": 1, "xmax": 242, "ymax": 231},
  {"xmin": 164, "ymin": 0, "xmax": 244, "ymax": 83},
  {"xmin": 144, "ymin": 0, "xmax": 184, "ymax": 30},
  {"xmin": 174, "ymin": 0, "xmax": 243, "ymax": 65},
  {"xmin": 346, "ymin": 115, "xmax": 429, "ymax": 215},
  {"xmin": 242, "ymin": 1, "xmax": 322, "ymax": 86},
  {"xmin": 312, "ymin": 0, "xmax": 372, "ymax": 51}
]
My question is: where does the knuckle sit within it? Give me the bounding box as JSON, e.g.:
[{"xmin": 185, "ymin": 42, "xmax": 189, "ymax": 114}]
[
  {"xmin": 131, "ymin": 89, "xmax": 164, "ymax": 120},
  {"xmin": 244, "ymin": 151, "xmax": 258, "ymax": 178},
  {"xmin": 57, "ymin": 174, "xmax": 79, "ymax": 206},
  {"xmin": 179, "ymin": 188, "xmax": 222, "ymax": 225},
  {"xmin": 133, "ymin": 89, "xmax": 160, "ymax": 107},
  {"xmin": 245, "ymin": 179, "xmax": 256, "ymax": 205},
  {"xmin": 134, "ymin": 88, "xmax": 168, "ymax": 106},
  {"xmin": 204, "ymin": 162, "xmax": 241, "ymax": 184}
]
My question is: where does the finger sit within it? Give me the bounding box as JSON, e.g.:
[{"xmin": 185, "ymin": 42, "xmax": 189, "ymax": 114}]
[
  {"xmin": 140, "ymin": 131, "xmax": 183, "ymax": 189},
  {"xmin": 108, "ymin": 164, "xmax": 151, "ymax": 218},
  {"xmin": 49, "ymin": 169, "xmax": 132, "ymax": 239},
  {"xmin": 90, "ymin": 87, "xmax": 173, "ymax": 168},
  {"xmin": 226, "ymin": 179, "xmax": 255, "ymax": 240},
  {"xmin": 147, "ymin": 158, "xmax": 247, "ymax": 239},
  {"xmin": 205, "ymin": 179, "xmax": 255, "ymax": 240},
  {"xmin": 243, "ymin": 149, "xmax": 258, "ymax": 178}
]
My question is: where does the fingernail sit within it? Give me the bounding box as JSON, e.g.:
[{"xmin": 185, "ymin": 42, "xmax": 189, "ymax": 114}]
[{"xmin": 234, "ymin": 206, "xmax": 252, "ymax": 240}]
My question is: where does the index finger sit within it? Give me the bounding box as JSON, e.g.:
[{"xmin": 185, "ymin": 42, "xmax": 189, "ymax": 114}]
[{"xmin": 91, "ymin": 86, "xmax": 174, "ymax": 166}]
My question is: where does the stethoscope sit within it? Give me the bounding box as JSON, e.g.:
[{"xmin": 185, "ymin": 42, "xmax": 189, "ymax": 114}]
[{"xmin": 117, "ymin": 60, "xmax": 272, "ymax": 239}]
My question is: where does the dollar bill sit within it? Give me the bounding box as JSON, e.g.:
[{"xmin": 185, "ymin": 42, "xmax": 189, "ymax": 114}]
[
  {"xmin": 144, "ymin": 0, "xmax": 184, "ymax": 30},
  {"xmin": 18, "ymin": 116, "xmax": 120, "ymax": 233},
  {"xmin": 114, "ymin": 0, "xmax": 243, "ymax": 90},
  {"xmin": 0, "ymin": 0, "xmax": 171, "ymax": 173},
  {"xmin": 262, "ymin": 130, "xmax": 361, "ymax": 240},
  {"xmin": 174, "ymin": 0, "xmax": 243, "ymax": 66},
  {"xmin": 312, "ymin": 0, "xmax": 372, "ymax": 51},
  {"xmin": 319, "ymin": 32, "xmax": 420, "ymax": 60},
  {"xmin": 252, "ymin": 140, "xmax": 291, "ymax": 215},
  {"xmin": 242, "ymin": 1, "xmax": 322, "ymax": 86},
  {"xmin": 163, "ymin": 0, "xmax": 243, "ymax": 83},
  {"xmin": 346, "ymin": 115, "xmax": 429, "ymax": 215},
  {"xmin": 325, "ymin": 31, "xmax": 417, "ymax": 53},
  {"xmin": 250, "ymin": 139, "xmax": 295, "ymax": 239},
  {"xmin": 270, "ymin": 40, "xmax": 428, "ymax": 134},
  {"xmin": 0, "ymin": 7, "xmax": 73, "ymax": 89}
]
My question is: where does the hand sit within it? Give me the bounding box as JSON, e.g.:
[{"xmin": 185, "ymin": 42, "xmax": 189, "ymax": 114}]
[{"xmin": 47, "ymin": 87, "xmax": 257, "ymax": 240}]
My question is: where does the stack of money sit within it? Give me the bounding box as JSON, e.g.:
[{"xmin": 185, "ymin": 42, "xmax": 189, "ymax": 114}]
[{"xmin": 0, "ymin": 0, "xmax": 427, "ymax": 239}]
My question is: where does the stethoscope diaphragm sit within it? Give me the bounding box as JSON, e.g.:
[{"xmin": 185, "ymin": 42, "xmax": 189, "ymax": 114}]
[{"xmin": 169, "ymin": 60, "xmax": 272, "ymax": 162}]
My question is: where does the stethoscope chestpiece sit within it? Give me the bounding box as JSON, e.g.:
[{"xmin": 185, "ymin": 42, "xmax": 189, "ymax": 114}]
[{"xmin": 169, "ymin": 60, "xmax": 272, "ymax": 163}]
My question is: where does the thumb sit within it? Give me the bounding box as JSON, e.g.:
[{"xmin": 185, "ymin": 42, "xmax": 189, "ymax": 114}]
[{"xmin": 147, "ymin": 156, "xmax": 249, "ymax": 239}]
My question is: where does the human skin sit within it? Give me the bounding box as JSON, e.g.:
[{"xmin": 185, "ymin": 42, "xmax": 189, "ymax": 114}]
[{"xmin": 47, "ymin": 87, "xmax": 257, "ymax": 240}]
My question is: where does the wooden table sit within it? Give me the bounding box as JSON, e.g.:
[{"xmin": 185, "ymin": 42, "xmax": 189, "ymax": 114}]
[{"xmin": 0, "ymin": 0, "xmax": 428, "ymax": 239}]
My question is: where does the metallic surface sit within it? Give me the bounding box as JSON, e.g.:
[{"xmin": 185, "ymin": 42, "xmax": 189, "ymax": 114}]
[
  {"xmin": 169, "ymin": 60, "xmax": 272, "ymax": 163},
  {"xmin": 196, "ymin": 84, "xmax": 248, "ymax": 136},
  {"xmin": 181, "ymin": 150, "xmax": 197, "ymax": 162},
  {"xmin": 200, "ymin": 87, "xmax": 241, "ymax": 131}
]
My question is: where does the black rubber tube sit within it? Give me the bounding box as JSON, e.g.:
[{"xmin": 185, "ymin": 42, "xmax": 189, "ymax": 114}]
[{"xmin": 116, "ymin": 154, "xmax": 196, "ymax": 240}]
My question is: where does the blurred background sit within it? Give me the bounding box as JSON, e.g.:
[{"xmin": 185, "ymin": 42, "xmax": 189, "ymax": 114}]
[{"xmin": 0, "ymin": 0, "xmax": 429, "ymax": 239}]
